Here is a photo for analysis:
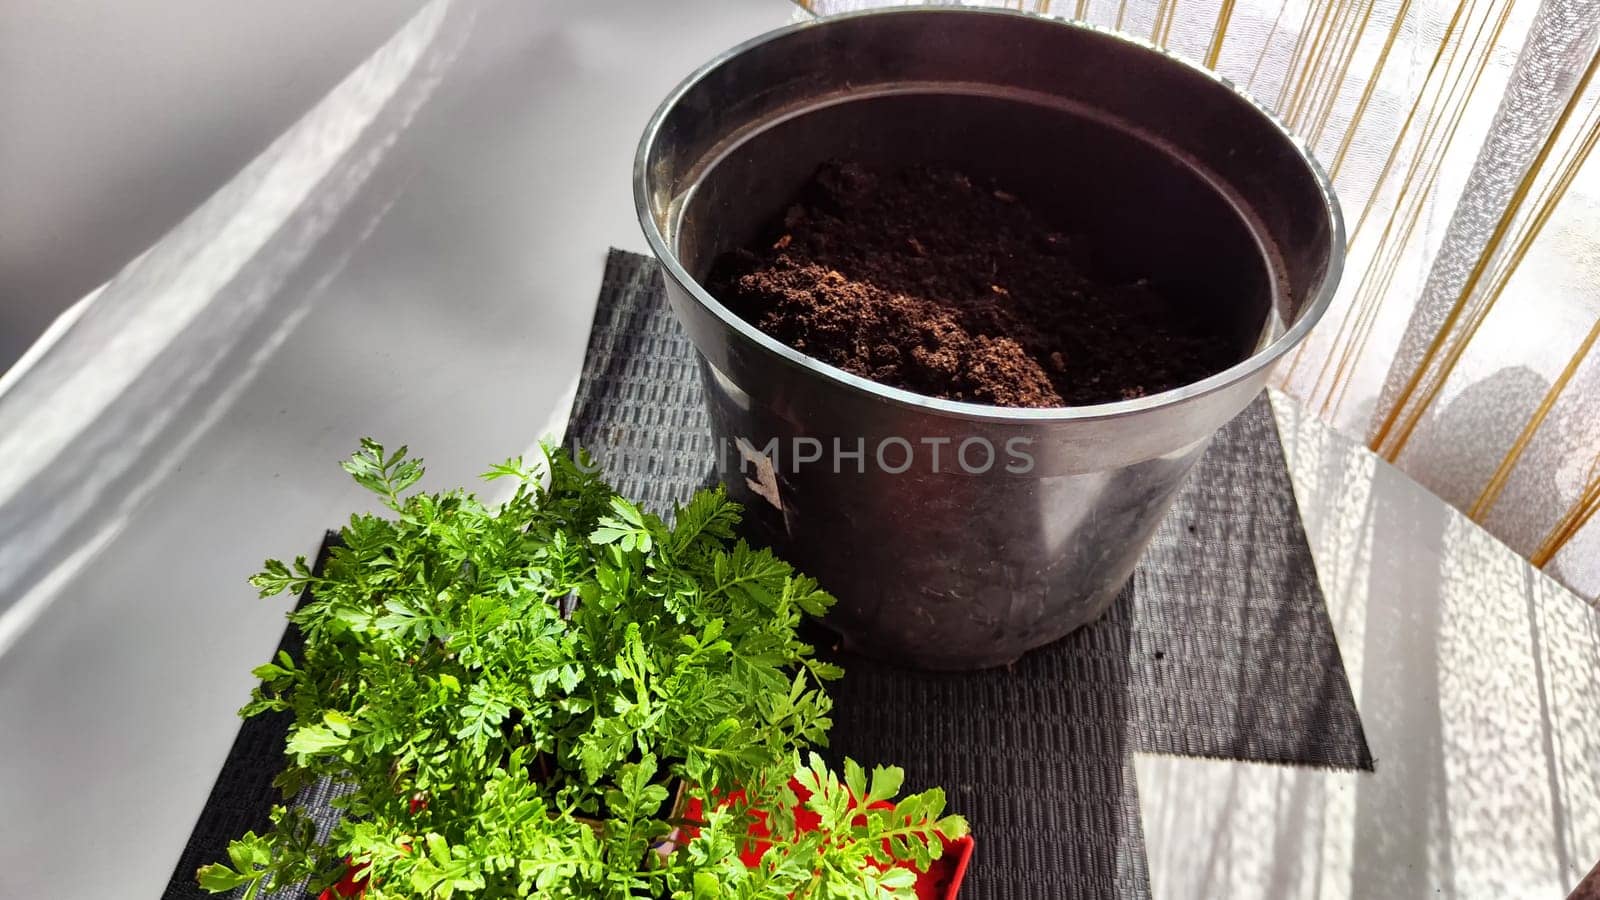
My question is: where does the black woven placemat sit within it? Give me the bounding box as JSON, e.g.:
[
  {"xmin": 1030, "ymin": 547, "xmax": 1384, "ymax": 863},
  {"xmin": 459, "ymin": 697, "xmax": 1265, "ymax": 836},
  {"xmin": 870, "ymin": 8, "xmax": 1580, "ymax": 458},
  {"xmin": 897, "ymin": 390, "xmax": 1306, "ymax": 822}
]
[{"xmin": 165, "ymin": 249, "xmax": 1368, "ymax": 900}]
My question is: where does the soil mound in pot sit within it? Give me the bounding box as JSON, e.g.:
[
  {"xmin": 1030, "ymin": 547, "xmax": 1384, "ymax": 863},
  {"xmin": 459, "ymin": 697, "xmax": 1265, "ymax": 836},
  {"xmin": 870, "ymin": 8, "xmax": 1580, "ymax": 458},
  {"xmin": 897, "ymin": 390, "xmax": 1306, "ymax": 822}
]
[{"xmin": 708, "ymin": 161, "xmax": 1241, "ymax": 408}]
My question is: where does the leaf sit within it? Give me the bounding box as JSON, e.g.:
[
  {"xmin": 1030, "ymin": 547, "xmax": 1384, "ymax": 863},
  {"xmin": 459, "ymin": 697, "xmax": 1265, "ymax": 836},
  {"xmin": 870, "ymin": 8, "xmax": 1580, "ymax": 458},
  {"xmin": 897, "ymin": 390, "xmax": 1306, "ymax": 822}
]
[
  {"xmin": 285, "ymin": 724, "xmax": 346, "ymax": 756},
  {"xmin": 588, "ymin": 497, "xmax": 655, "ymax": 553},
  {"xmin": 876, "ymin": 867, "xmax": 917, "ymax": 890},
  {"xmin": 610, "ymin": 496, "xmax": 645, "ymax": 528},
  {"xmin": 454, "ymin": 682, "xmax": 513, "ymax": 751},
  {"xmin": 937, "ymin": 814, "xmax": 971, "ymax": 839},
  {"xmin": 604, "ymin": 754, "xmax": 670, "ymax": 825},
  {"xmin": 669, "ymin": 487, "xmax": 739, "ymax": 554},
  {"xmin": 195, "ymin": 863, "xmax": 247, "ymax": 892},
  {"xmin": 425, "ymin": 832, "xmax": 451, "ymax": 865},
  {"xmin": 866, "ymin": 764, "xmax": 905, "ymax": 807},
  {"xmin": 341, "ymin": 439, "xmax": 425, "ymax": 508},
  {"xmin": 375, "ymin": 599, "xmax": 427, "ymax": 640},
  {"xmin": 250, "ymin": 661, "xmax": 290, "ymax": 682},
  {"xmin": 482, "ymin": 455, "xmax": 538, "ymax": 482},
  {"xmin": 225, "ymin": 833, "xmax": 272, "ymax": 872},
  {"xmin": 249, "ymin": 557, "xmax": 312, "ymax": 599},
  {"xmin": 576, "ymin": 714, "xmax": 636, "ymax": 784},
  {"xmin": 322, "ymin": 710, "xmax": 354, "ymax": 738},
  {"xmin": 844, "ymin": 758, "xmax": 868, "ymax": 805}
]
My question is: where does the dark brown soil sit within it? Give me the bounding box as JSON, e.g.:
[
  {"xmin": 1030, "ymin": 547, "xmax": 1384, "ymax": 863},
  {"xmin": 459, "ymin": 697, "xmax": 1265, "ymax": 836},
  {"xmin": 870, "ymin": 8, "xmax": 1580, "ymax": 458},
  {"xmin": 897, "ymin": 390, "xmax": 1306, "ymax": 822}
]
[{"xmin": 708, "ymin": 161, "xmax": 1240, "ymax": 408}]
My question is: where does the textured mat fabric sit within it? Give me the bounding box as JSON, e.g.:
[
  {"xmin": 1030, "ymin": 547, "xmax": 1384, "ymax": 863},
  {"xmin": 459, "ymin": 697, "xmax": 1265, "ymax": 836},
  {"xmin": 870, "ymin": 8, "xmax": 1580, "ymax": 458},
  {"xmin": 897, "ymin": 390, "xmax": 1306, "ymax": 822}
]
[{"xmin": 165, "ymin": 249, "xmax": 1369, "ymax": 900}]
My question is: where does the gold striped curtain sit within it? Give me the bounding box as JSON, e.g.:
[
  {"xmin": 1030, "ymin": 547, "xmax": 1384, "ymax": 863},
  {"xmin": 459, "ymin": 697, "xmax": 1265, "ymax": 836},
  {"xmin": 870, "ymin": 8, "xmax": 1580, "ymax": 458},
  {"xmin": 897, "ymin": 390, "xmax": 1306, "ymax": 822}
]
[{"xmin": 801, "ymin": 0, "xmax": 1600, "ymax": 603}]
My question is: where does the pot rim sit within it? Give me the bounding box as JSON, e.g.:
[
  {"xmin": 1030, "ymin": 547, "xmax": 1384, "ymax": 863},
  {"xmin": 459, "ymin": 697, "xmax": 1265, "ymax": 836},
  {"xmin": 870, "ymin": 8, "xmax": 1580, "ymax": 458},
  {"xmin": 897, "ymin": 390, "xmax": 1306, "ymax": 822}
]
[{"xmin": 633, "ymin": 6, "xmax": 1345, "ymax": 425}]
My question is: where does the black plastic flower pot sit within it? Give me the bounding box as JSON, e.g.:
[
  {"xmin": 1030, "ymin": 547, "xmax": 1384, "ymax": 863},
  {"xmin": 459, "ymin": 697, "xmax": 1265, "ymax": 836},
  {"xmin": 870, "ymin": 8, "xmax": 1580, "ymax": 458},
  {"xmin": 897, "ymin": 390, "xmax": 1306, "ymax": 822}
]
[{"xmin": 634, "ymin": 8, "xmax": 1343, "ymax": 670}]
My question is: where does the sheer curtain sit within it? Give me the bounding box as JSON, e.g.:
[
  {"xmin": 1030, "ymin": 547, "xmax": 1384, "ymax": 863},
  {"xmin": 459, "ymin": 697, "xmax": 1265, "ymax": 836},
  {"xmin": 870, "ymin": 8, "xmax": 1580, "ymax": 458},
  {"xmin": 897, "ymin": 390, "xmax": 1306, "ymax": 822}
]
[{"xmin": 803, "ymin": 0, "xmax": 1600, "ymax": 602}]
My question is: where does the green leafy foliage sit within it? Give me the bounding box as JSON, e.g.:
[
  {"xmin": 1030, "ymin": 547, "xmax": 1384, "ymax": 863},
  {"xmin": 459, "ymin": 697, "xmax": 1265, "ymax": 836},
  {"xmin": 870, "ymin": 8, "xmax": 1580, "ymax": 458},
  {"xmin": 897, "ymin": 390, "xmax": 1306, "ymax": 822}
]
[{"xmin": 201, "ymin": 442, "xmax": 967, "ymax": 899}]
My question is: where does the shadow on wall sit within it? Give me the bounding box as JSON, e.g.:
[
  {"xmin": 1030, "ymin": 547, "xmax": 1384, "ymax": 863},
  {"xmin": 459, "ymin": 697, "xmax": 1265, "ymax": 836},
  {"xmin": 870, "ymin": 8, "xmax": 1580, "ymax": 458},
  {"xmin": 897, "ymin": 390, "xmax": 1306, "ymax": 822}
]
[
  {"xmin": 0, "ymin": 1, "xmax": 470, "ymax": 638},
  {"xmin": 1400, "ymin": 366, "xmax": 1557, "ymax": 520},
  {"xmin": 0, "ymin": 0, "xmax": 427, "ymax": 374},
  {"xmin": 1389, "ymin": 365, "xmax": 1600, "ymax": 605}
]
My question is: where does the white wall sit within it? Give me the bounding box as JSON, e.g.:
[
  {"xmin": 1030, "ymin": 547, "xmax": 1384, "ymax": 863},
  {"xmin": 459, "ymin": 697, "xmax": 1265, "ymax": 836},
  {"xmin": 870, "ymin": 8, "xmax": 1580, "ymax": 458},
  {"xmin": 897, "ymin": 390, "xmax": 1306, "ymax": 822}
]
[{"xmin": 0, "ymin": 0, "xmax": 425, "ymax": 372}]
